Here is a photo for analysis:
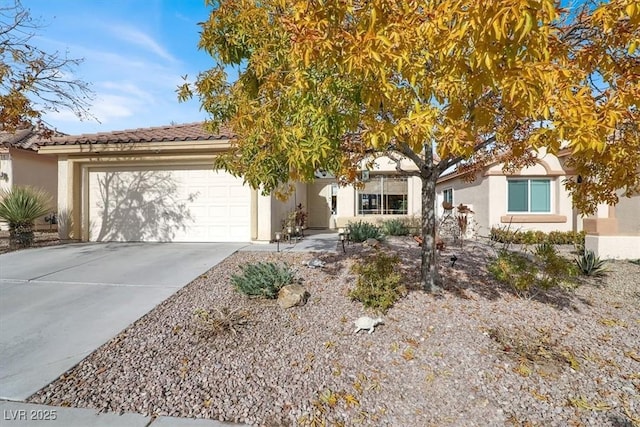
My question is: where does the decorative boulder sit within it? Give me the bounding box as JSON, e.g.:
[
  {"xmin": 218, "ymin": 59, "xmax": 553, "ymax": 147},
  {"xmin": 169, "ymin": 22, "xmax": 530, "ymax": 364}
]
[
  {"xmin": 363, "ymin": 238, "xmax": 380, "ymax": 248},
  {"xmin": 277, "ymin": 284, "xmax": 309, "ymax": 309}
]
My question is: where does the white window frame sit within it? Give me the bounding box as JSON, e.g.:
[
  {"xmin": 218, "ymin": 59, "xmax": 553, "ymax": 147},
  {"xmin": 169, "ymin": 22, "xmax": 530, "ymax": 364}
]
[
  {"xmin": 443, "ymin": 188, "xmax": 454, "ymax": 206},
  {"xmin": 506, "ymin": 178, "xmax": 552, "ymax": 214}
]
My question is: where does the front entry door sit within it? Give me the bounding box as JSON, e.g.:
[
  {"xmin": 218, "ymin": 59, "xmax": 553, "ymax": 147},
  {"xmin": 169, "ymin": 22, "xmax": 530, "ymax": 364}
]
[{"xmin": 307, "ymin": 181, "xmax": 333, "ymax": 228}]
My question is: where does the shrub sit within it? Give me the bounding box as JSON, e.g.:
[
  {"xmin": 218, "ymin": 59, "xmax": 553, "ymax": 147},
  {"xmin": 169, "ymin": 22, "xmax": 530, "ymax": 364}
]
[
  {"xmin": 0, "ymin": 186, "xmax": 52, "ymax": 248},
  {"xmin": 347, "ymin": 220, "xmax": 384, "ymax": 242},
  {"xmin": 575, "ymin": 250, "xmax": 607, "ymax": 276},
  {"xmin": 488, "ymin": 244, "xmax": 577, "ymax": 298},
  {"xmin": 231, "ymin": 262, "xmax": 294, "ymax": 298},
  {"xmin": 193, "ymin": 306, "xmax": 250, "ymax": 336},
  {"xmin": 349, "ymin": 251, "xmax": 405, "ymax": 312},
  {"xmin": 381, "ymin": 218, "xmax": 410, "ymax": 236},
  {"xmin": 490, "ymin": 226, "xmax": 585, "ymax": 247}
]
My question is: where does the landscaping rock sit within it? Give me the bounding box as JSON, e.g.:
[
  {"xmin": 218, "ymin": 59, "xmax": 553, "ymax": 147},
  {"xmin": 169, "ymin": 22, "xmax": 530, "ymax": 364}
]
[
  {"xmin": 363, "ymin": 238, "xmax": 380, "ymax": 248},
  {"xmin": 277, "ymin": 284, "xmax": 308, "ymax": 309},
  {"xmin": 304, "ymin": 258, "xmax": 326, "ymax": 268}
]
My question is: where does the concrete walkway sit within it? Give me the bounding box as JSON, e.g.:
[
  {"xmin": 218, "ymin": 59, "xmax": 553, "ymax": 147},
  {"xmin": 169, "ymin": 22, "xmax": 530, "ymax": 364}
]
[
  {"xmin": 0, "ymin": 400, "xmax": 239, "ymax": 426},
  {"xmin": 242, "ymin": 229, "xmax": 342, "ymax": 253}
]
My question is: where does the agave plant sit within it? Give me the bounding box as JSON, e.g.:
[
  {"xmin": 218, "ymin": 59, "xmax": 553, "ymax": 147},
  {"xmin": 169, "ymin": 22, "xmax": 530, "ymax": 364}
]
[
  {"xmin": 575, "ymin": 250, "xmax": 607, "ymax": 276},
  {"xmin": 0, "ymin": 186, "xmax": 52, "ymax": 249}
]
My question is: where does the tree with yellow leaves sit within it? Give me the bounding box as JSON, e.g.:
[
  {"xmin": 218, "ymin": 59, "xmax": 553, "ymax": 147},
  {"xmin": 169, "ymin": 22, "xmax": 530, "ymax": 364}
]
[{"xmin": 180, "ymin": 0, "xmax": 639, "ymax": 291}]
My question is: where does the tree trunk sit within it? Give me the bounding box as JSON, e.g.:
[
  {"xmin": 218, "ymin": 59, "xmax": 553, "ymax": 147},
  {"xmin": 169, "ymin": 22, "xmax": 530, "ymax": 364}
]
[
  {"xmin": 420, "ymin": 174, "xmax": 442, "ymax": 292},
  {"xmin": 9, "ymin": 222, "xmax": 35, "ymax": 249}
]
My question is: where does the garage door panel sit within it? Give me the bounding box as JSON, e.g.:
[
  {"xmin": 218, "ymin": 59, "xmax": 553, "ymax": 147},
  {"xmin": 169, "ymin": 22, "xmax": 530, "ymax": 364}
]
[{"xmin": 89, "ymin": 167, "xmax": 250, "ymax": 242}]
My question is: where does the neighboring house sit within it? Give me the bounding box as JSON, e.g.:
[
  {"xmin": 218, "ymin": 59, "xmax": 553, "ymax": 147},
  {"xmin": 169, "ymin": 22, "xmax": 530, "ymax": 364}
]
[
  {"xmin": 435, "ymin": 150, "xmax": 640, "ymax": 259},
  {"xmin": 435, "ymin": 150, "xmax": 580, "ymax": 236},
  {"xmin": 0, "ymin": 127, "xmax": 59, "ymax": 230}
]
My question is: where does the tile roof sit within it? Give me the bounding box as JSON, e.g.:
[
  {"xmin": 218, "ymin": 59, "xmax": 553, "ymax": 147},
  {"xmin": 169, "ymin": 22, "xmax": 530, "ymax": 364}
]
[
  {"xmin": 36, "ymin": 122, "xmax": 234, "ymax": 146},
  {"xmin": 0, "ymin": 127, "xmax": 59, "ymax": 151}
]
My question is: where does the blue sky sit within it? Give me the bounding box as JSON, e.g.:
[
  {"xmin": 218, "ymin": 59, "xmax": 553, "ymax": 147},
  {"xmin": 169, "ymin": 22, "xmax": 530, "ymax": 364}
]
[{"xmin": 22, "ymin": 0, "xmax": 216, "ymax": 135}]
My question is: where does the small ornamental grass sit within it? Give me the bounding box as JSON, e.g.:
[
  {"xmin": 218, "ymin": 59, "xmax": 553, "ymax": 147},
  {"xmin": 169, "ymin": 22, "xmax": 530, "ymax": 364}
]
[
  {"xmin": 231, "ymin": 261, "xmax": 294, "ymax": 298},
  {"xmin": 349, "ymin": 250, "xmax": 405, "ymax": 313}
]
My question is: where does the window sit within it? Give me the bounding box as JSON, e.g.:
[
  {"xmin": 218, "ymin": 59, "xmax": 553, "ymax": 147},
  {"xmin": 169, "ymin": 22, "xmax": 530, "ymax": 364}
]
[
  {"xmin": 507, "ymin": 179, "xmax": 551, "ymax": 213},
  {"xmin": 358, "ymin": 175, "xmax": 408, "ymax": 215},
  {"xmin": 443, "ymin": 188, "xmax": 453, "ymax": 206}
]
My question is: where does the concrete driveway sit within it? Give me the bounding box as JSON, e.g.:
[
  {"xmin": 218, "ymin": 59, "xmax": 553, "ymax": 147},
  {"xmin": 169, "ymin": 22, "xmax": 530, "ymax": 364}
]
[{"xmin": 0, "ymin": 242, "xmax": 244, "ymax": 401}]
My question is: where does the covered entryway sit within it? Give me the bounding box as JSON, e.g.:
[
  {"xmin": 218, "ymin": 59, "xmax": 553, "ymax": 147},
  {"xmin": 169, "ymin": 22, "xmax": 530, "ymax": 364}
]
[
  {"xmin": 307, "ymin": 180, "xmax": 334, "ymax": 228},
  {"xmin": 87, "ymin": 166, "xmax": 251, "ymax": 242}
]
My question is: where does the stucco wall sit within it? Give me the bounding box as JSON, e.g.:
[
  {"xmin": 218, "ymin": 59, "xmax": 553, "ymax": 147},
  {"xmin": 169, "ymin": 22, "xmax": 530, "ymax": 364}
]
[
  {"xmin": 6, "ymin": 148, "xmax": 57, "ymax": 229},
  {"xmin": 615, "ymin": 193, "xmax": 640, "ymax": 235},
  {"xmin": 10, "ymin": 148, "xmax": 57, "ymax": 203},
  {"xmin": 436, "ymin": 177, "xmax": 489, "ymax": 235},
  {"xmin": 0, "ymin": 149, "xmax": 11, "ymax": 192}
]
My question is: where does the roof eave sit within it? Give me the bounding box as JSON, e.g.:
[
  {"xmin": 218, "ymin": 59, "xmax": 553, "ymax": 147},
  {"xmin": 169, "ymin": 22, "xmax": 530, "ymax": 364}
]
[{"xmin": 38, "ymin": 139, "xmax": 233, "ymax": 155}]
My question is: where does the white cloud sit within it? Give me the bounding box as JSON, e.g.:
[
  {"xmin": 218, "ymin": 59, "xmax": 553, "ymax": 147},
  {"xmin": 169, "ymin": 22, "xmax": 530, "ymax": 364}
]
[
  {"xmin": 108, "ymin": 25, "xmax": 177, "ymax": 63},
  {"xmin": 99, "ymin": 81, "xmax": 153, "ymax": 100}
]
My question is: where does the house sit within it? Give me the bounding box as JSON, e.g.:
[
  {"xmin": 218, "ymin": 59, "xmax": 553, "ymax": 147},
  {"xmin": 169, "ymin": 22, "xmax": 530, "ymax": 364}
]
[
  {"xmin": 435, "ymin": 149, "xmax": 581, "ymax": 236},
  {"xmin": 32, "ymin": 121, "xmax": 639, "ymax": 256},
  {"xmin": 34, "ymin": 122, "xmax": 426, "ymax": 242},
  {"xmin": 435, "ymin": 150, "xmax": 640, "ymax": 259},
  {"xmin": 0, "ymin": 127, "xmax": 59, "ymax": 230}
]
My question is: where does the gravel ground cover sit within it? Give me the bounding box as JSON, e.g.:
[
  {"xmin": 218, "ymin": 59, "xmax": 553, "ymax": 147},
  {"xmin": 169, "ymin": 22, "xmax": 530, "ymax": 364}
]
[
  {"xmin": 28, "ymin": 237, "xmax": 640, "ymax": 426},
  {"xmin": 0, "ymin": 230, "xmax": 64, "ymax": 254}
]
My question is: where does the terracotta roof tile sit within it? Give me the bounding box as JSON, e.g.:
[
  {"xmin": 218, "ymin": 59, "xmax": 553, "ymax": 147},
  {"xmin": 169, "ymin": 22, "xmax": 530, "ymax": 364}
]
[
  {"xmin": 0, "ymin": 127, "xmax": 64, "ymax": 151},
  {"xmin": 36, "ymin": 122, "xmax": 235, "ymax": 146},
  {"xmin": 0, "ymin": 128, "xmax": 38, "ymax": 151}
]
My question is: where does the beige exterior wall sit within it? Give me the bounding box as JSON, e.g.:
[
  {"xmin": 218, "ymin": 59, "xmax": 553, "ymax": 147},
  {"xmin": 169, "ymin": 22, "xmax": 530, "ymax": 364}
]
[
  {"xmin": 0, "ymin": 148, "xmax": 57, "ymax": 230},
  {"xmin": 10, "ymin": 149, "xmax": 58, "ymax": 204},
  {"xmin": 615, "ymin": 193, "xmax": 640, "ymax": 235},
  {"xmin": 583, "ymin": 194, "xmax": 640, "ymax": 259},
  {"xmin": 437, "ymin": 177, "xmax": 489, "ymax": 235},
  {"xmin": 585, "ymin": 235, "xmax": 640, "ymax": 259}
]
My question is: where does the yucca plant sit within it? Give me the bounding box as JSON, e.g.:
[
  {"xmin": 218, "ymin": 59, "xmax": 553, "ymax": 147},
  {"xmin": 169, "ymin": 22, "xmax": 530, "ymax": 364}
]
[
  {"xmin": 0, "ymin": 186, "xmax": 52, "ymax": 249},
  {"xmin": 575, "ymin": 250, "xmax": 607, "ymax": 276}
]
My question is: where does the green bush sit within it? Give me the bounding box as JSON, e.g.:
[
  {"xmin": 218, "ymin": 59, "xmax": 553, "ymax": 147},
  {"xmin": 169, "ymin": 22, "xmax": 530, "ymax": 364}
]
[
  {"xmin": 347, "ymin": 220, "xmax": 384, "ymax": 242},
  {"xmin": 349, "ymin": 251, "xmax": 405, "ymax": 312},
  {"xmin": 575, "ymin": 250, "xmax": 607, "ymax": 276},
  {"xmin": 488, "ymin": 244, "xmax": 577, "ymax": 298},
  {"xmin": 490, "ymin": 227, "xmax": 585, "ymax": 247},
  {"xmin": 231, "ymin": 262, "xmax": 294, "ymax": 298},
  {"xmin": 0, "ymin": 186, "xmax": 52, "ymax": 248},
  {"xmin": 381, "ymin": 218, "xmax": 410, "ymax": 236}
]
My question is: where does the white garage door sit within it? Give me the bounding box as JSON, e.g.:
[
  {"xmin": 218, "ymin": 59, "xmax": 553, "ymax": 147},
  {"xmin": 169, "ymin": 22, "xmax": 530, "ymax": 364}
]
[{"xmin": 88, "ymin": 166, "xmax": 251, "ymax": 242}]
